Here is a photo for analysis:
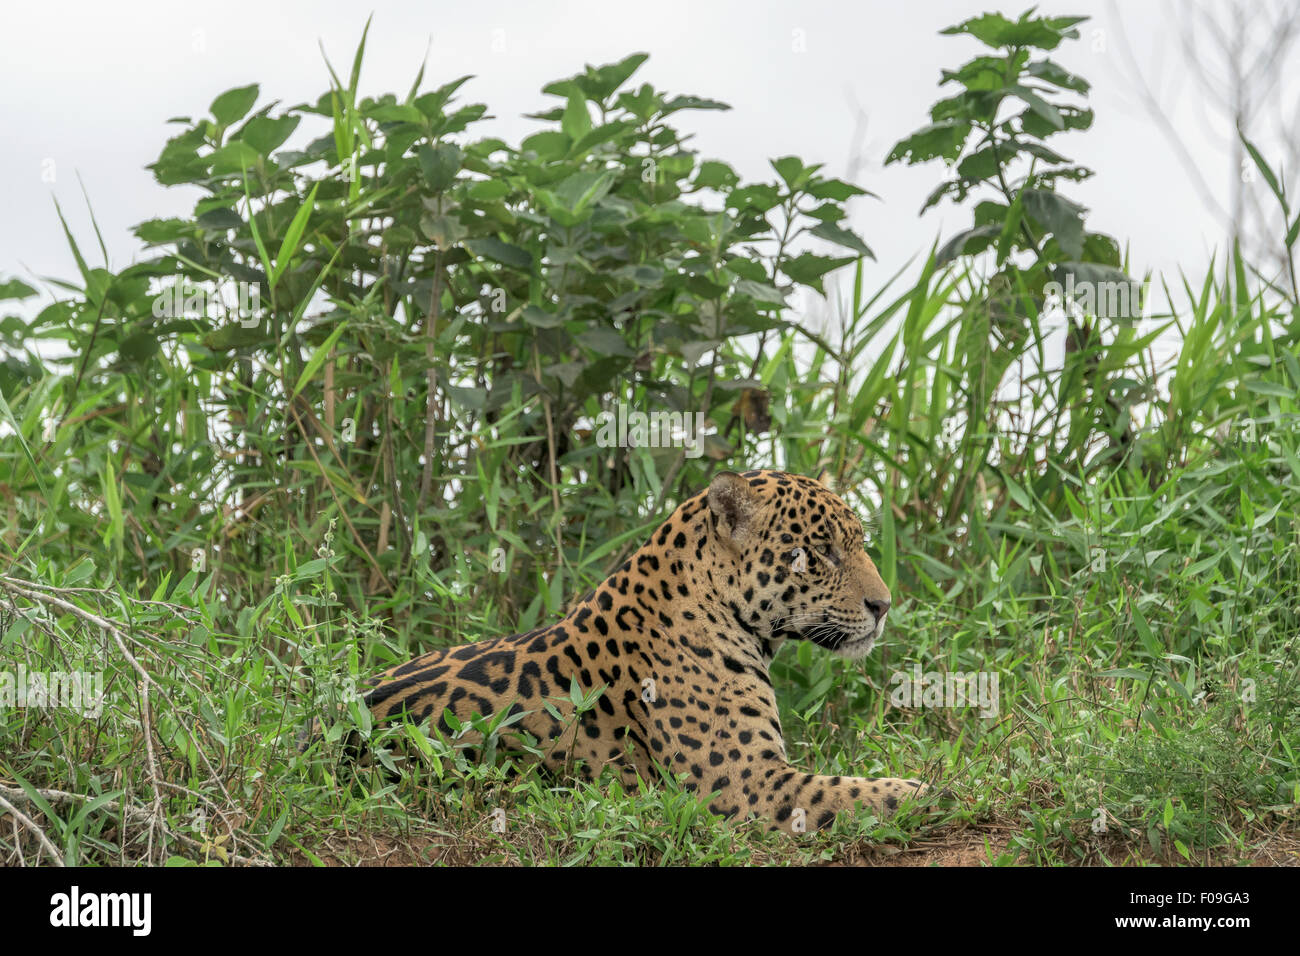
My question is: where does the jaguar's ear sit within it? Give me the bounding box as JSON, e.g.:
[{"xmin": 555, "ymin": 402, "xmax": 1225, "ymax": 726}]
[
  {"xmin": 814, "ymin": 468, "xmax": 833, "ymax": 490},
  {"xmin": 708, "ymin": 471, "xmax": 759, "ymax": 548}
]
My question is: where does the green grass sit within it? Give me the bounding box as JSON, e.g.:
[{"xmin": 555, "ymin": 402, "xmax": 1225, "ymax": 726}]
[{"xmin": 2, "ymin": 259, "xmax": 1297, "ymax": 865}]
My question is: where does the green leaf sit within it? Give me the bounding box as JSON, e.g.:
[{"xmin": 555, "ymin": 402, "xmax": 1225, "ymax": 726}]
[
  {"xmin": 942, "ymin": 53, "xmax": 1027, "ymax": 92},
  {"xmin": 920, "ymin": 180, "xmax": 959, "ymax": 213},
  {"xmin": 0, "ymin": 386, "xmax": 48, "ymax": 499},
  {"xmin": 575, "ymin": 326, "xmax": 634, "ymax": 356},
  {"xmin": 581, "ymin": 52, "xmax": 650, "ymax": 101},
  {"xmin": 661, "ymin": 95, "xmax": 730, "ymax": 116},
  {"xmin": 202, "ymin": 322, "xmax": 274, "ymax": 352},
  {"xmin": 1239, "ymin": 126, "xmax": 1289, "ymax": 215},
  {"xmin": 1010, "ymin": 85, "xmax": 1063, "ymax": 131},
  {"xmin": 942, "ymin": 12, "xmax": 1086, "ymax": 51},
  {"xmin": 806, "ymin": 178, "xmax": 868, "ymax": 202},
  {"xmin": 239, "ymin": 115, "xmax": 301, "ymax": 156},
  {"xmin": 1023, "ymin": 189, "xmax": 1085, "ymax": 259},
  {"xmin": 732, "ymin": 278, "xmax": 787, "ymax": 305},
  {"xmin": 522, "ymin": 305, "xmax": 565, "ymax": 328},
  {"xmin": 466, "ymin": 237, "xmax": 534, "ymax": 270},
  {"xmin": 1131, "ymin": 603, "xmax": 1163, "ymax": 657},
  {"xmin": 269, "ymin": 182, "xmax": 320, "ymax": 291},
  {"xmin": 0, "ymin": 279, "xmax": 37, "ymax": 300},
  {"xmin": 209, "ymin": 141, "xmax": 263, "ymax": 175},
  {"xmin": 956, "ymin": 147, "xmax": 1000, "ymax": 182},
  {"xmin": 1244, "ymin": 379, "xmax": 1297, "ymax": 398},
  {"xmin": 936, "ymin": 224, "xmax": 1001, "ymax": 265},
  {"xmin": 291, "ymin": 318, "xmax": 348, "ymax": 400},
  {"xmin": 727, "ymin": 183, "xmax": 782, "ymax": 213},
  {"xmin": 780, "ymin": 252, "xmax": 854, "ymax": 294},
  {"xmin": 1024, "ymin": 105, "xmax": 1093, "ymax": 138},
  {"xmin": 521, "ymin": 131, "xmax": 570, "ymax": 162},
  {"xmin": 616, "ymin": 84, "xmax": 660, "ymax": 120},
  {"xmin": 118, "ymin": 331, "xmax": 160, "ymax": 365},
  {"xmin": 553, "ymin": 169, "xmax": 615, "ymax": 214},
  {"xmin": 809, "ymin": 221, "xmax": 874, "ymax": 258},
  {"xmin": 544, "ymin": 361, "xmax": 584, "ymax": 387},
  {"xmin": 771, "ymin": 156, "xmax": 808, "ymax": 189},
  {"xmin": 695, "ymin": 160, "xmax": 739, "ymax": 191},
  {"xmin": 420, "ymin": 213, "xmax": 466, "ymax": 248},
  {"xmin": 562, "ymin": 91, "xmax": 593, "ymax": 141},
  {"xmin": 1020, "ymin": 141, "xmax": 1071, "ymax": 165},
  {"xmin": 211, "ymin": 84, "xmax": 260, "ymax": 126},
  {"xmin": 414, "ymin": 75, "xmax": 474, "ymax": 118},
  {"xmin": 467, "ymin": 180, "xmax": 511, "ymax": 202},
  {"xmin": 197, "ymin": 208, "xmax": 244, "ymax": 232},
  {"xmin": 419, "ymin": 142, "xmax": 463, "ymax": 191},
  {"xmin": 571, "ymin": 120, "xmax": 633, "ymax": 156},
  {"xmin": 885, "ymin": 120, "xmax": 971, "ymax": 166},
  {"xmin": 368, "ymin": 104, "xmax": 427, "ymax": 125},
  {"xmin": 1027, "ymin": 58, "xmax": 1091, "ymax": 94},
  {"xmin": 134, "ymin": 218, "xmax": 195, "ymax": 244},
  {"xmin": 448, "ymin": 385, "xmax": 488, "ymax": 410}
]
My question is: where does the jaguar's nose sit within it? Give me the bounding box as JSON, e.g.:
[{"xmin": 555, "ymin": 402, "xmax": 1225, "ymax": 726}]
[{"xmin": 865, "ymin": 598, "xmax": 891, "ymax": 619}]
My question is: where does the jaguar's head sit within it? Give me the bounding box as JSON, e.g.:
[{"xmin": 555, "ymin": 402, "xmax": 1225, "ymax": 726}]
[{"xmin": 705, "ymin": 470, "xmax": 892, "ymax": 659}]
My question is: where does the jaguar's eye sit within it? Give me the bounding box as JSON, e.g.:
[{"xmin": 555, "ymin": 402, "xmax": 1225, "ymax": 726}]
[{"xmin": 814, "ymin": 542, "xmax": 832, "ymax": 557}]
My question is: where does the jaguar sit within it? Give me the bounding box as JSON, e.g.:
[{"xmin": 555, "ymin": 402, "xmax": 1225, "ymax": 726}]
[{"xmin": 353, "ymin": 469, "xmax": 929, "ymax": 830}]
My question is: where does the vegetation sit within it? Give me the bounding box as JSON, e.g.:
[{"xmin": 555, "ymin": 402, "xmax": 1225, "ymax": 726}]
[{"xmin": 0, "ymin": 10, "xmax": 1296, "ymax": 866}]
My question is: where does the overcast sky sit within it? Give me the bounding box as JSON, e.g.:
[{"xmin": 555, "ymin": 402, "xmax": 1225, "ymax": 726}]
[{"xmin": 3, "ymin": 0, "xmax": 1294, "ymax": 320}]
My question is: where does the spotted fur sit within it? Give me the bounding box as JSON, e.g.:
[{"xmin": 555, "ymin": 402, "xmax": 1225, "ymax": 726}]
[{"xmin": 359, "ymin": 470, "xmax": 927, "ymax": 829}]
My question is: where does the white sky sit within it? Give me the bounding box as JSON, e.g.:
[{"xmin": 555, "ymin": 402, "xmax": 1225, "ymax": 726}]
[{"xmin": 2, "ymin": 0, "xmax": 1293, "ymax": 318}]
